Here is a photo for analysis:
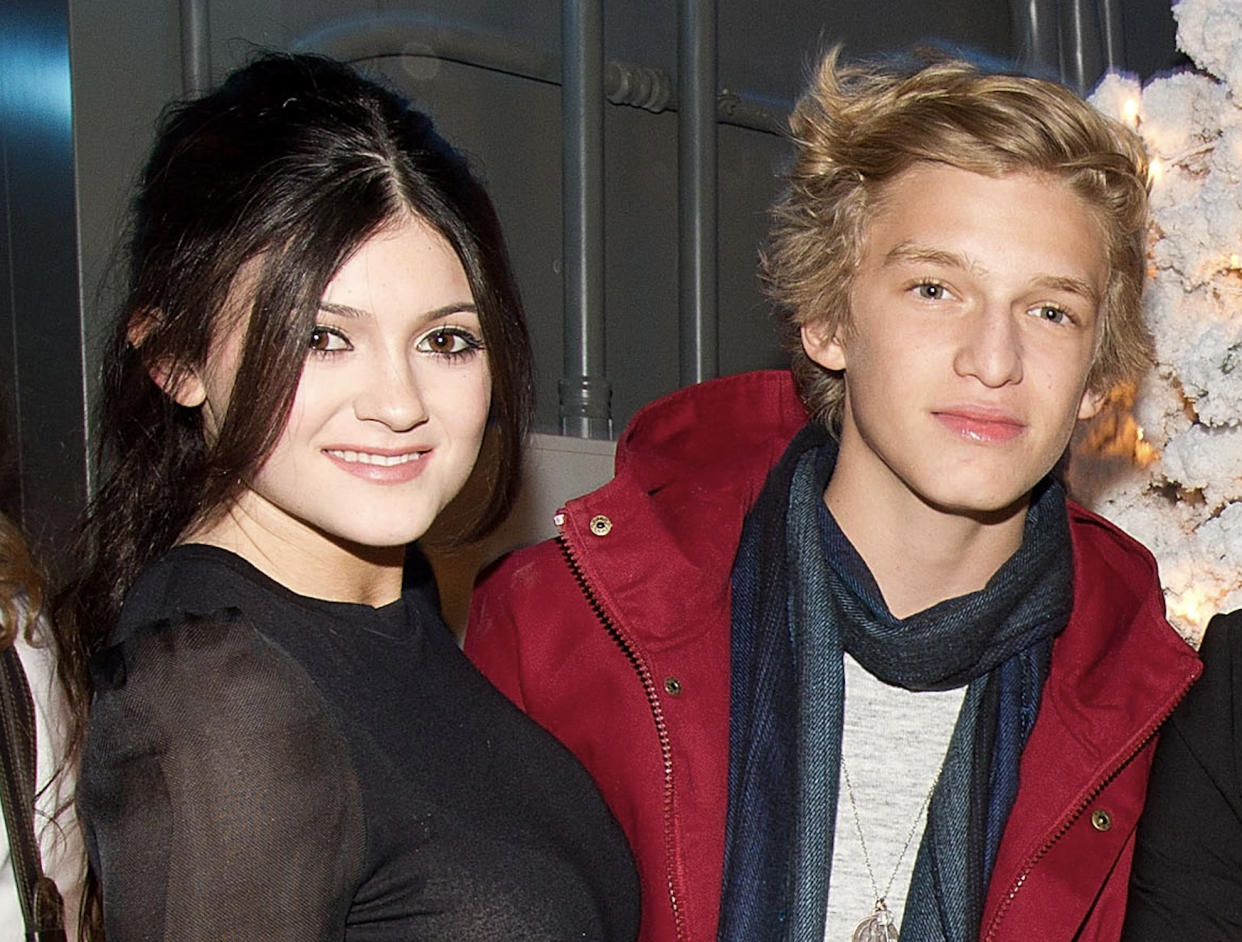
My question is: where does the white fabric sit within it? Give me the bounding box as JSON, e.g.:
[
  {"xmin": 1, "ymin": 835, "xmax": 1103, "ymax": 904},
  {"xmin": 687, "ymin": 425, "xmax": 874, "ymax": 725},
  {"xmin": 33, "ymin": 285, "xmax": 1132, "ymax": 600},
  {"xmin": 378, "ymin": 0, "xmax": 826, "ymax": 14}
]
[
  {"xmin": 0, "ymin": 607, "xmax": 83, "ymax": 937},
  {"xmin": 824, "ymin": 653, "xmax": 967, "ymax": 941}
]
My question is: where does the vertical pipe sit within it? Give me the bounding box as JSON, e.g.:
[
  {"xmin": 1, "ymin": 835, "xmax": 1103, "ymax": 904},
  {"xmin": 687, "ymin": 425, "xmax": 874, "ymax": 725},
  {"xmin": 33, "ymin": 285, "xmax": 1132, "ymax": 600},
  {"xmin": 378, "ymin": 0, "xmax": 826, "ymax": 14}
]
[
  {"xmin": 1010, "ymin": 0, "xmax": 1060, "ymax": 77},
  {"xmin": 1060, "ymin": 0, "xmax": 1103, "ymax": 94},
  {"xmin": 0, "ymin": 0, "xmax": 88, "ymax": 551},
  {"xmin": 678, "ymin": 0, "xmax": 718, "ymax": 386},
  {"xmin": 180, "ymin": 0, "xmax": 210, "ymax": 97},
  {"xmin": 559, "ymin": 0, "xmax": 611, "ymax": 438},
  {"xmin": 1096, "ymin": 0, "xmax": 1125, "ymax": 74}
]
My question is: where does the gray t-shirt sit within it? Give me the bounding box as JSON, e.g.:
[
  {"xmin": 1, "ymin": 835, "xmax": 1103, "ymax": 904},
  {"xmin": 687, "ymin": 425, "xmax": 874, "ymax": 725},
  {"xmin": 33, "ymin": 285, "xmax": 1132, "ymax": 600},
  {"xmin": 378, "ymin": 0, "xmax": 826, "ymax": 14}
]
[{"xmin": 824, "ymin": 653, "xmax": 967, "ymax": 940}]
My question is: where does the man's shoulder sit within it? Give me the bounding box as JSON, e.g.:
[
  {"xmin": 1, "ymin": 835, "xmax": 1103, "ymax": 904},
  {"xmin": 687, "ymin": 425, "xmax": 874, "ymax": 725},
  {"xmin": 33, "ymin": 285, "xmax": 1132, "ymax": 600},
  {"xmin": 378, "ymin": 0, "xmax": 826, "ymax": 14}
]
[
  {"xmin": 1066, "ymin": 500, "xmax": 1162, "ymax": 589},
  {"xmin": 1060, "ymin": 499, "xmax": 1197, "ymax": 674},
  {"xmin": 613, "ymin": 370, "xmax": 808, "ymax": 484},
  {"xmin": 474, "ymin": 536, "xmax": 572, "ymax": 603}
]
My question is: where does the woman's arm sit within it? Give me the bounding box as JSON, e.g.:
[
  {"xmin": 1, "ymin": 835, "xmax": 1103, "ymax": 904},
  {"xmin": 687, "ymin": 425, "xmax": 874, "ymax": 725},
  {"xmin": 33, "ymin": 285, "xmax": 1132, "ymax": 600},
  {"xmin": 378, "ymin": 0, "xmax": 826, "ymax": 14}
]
[
  {"xmin": 1122, "ymin": 611, "xmax": 1242, "ymax": 941},
  {"xmin": 79, "ymin": 612, "xmax": 366, "ymax": 941}
]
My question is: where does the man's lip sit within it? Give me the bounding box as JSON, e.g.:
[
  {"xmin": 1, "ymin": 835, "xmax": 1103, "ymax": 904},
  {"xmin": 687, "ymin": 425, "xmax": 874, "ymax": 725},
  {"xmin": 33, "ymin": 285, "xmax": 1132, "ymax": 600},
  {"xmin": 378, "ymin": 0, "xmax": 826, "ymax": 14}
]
[{"xmin": 933, "ymin": 408, "xmax": 1026, "ymax": 443}]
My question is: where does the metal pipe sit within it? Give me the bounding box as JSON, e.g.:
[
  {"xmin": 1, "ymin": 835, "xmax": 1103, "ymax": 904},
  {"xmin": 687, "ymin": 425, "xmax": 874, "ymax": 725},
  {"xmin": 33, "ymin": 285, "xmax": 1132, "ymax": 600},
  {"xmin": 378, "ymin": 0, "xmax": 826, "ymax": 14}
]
[
  {"xmin": 559, "ymin": 0, "xmax": 611, "ymax": 438},
  {"xmin": 678, "ymin": 0, "xmax": 718, "ymax": 386},
  {"xmin": 0, "ymin": 0, "xmax": 89, "ymax": 551},
  {"xmin": 179, "ymin": 0, "xmax": 210, "ymax": 96},
  {"xmin": 1010, "ymin": 0, "xmax": 1060, "ymax": 77},
  {"xmin": 292, "ymin": 12, "xmax": 786, "ymax": 135},
  {"xmin": 1060, "ymin": 0, "xmax": 1103, "ymax": 94},
  {"xmin": 1096, "ymin": 0, "xmax": 1125, "ymax": 74}
]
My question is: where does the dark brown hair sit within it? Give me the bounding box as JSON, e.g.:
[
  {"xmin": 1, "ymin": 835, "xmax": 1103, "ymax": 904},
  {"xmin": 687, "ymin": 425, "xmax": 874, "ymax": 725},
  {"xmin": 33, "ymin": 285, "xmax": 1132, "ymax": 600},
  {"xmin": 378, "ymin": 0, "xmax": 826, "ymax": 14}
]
[{"xmin": 53, "ymin": 57, "xmax": 533, "ymax": 930}]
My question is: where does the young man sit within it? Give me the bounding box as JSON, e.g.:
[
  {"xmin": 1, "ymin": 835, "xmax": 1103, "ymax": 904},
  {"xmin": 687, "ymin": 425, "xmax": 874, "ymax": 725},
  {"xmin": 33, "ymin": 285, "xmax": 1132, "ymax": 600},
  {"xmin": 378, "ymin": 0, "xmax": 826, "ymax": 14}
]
[{"xmin": 466, "ymin": 51, "xmax": 1200, "ymax": 942}]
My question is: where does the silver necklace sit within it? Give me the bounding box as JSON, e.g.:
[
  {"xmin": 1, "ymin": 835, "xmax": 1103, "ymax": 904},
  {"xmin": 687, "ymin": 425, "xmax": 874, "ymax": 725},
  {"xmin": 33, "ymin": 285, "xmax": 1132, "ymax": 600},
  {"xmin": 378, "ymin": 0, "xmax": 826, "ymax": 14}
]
[{"xmin": 841, "ymin": 760, "xmax": 939, "ymax": 942}]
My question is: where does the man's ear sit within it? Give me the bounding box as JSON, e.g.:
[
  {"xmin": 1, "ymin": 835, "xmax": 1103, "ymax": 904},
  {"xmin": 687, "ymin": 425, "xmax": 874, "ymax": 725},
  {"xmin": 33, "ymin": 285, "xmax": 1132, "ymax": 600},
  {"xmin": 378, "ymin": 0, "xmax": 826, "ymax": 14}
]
[
  {"xmin": 127, "ymin": 310, "xmax": 207, "ymax": 408},
  {"xmin": 1077, "ymin": 387, "xmax": 1106, "ymax": 421},
  {"xmin": 800, "ymin": 320, "xmax": 847, "ymax": 371}
]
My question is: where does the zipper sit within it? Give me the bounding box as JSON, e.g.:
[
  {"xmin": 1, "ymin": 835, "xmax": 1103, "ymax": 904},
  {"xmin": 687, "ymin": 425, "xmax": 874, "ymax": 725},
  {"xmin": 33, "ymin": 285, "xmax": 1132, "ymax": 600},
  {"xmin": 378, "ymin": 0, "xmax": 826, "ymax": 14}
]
[
  {"xmin": 980, "ymin": 663, "xmax": 1201, "ymax": 941},
  {"xmin": 558, "ymin": 530, "xmax": 689, "ymax": 942}
]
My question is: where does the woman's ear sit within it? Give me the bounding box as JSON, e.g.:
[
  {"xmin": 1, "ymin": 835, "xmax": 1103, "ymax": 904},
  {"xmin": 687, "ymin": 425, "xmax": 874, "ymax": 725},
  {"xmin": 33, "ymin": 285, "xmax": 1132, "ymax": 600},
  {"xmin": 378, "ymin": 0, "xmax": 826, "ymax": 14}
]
[{"xmin": 128, "ymin": 310, "xmax": 207, "ymax": 408}]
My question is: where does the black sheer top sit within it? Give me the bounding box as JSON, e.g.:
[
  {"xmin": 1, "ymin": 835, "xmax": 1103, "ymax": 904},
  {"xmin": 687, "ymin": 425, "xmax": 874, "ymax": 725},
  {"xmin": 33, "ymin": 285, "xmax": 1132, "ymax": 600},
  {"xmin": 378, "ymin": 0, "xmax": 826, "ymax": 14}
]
[{"xmin": 80, "ymin": 545, "xmax": 639, "ymax": 941}]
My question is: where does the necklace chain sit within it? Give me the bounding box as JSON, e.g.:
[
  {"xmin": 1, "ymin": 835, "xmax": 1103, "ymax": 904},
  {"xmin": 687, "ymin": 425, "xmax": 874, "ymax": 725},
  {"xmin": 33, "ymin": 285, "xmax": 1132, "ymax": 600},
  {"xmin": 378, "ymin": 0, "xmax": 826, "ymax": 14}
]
[{"xmin": 841, "ymin": 759, "xmax": 939, "ymax": 911}]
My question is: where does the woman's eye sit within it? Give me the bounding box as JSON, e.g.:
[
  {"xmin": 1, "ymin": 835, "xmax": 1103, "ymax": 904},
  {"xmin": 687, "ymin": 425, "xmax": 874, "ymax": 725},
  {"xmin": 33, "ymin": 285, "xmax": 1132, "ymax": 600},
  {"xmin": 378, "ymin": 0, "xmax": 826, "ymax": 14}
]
[
  {"xmin": 914, "ymin": 282, "xmax": 950, "ymax": 301},
  {"xmin": 417, "ymin": 328, "xmax": 483, "ymax": 357},
  {"xmin": 308, "ymin": 326, "xmax": 349, "ymax": 353}
]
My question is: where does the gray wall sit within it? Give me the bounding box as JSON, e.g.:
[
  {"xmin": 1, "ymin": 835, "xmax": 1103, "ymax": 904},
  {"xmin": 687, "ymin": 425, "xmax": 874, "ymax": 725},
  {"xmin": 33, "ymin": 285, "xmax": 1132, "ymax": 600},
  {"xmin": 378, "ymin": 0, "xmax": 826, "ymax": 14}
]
[{"xmin": 2, "ymin": 0, "xmax": 1180, "ymax": 553}]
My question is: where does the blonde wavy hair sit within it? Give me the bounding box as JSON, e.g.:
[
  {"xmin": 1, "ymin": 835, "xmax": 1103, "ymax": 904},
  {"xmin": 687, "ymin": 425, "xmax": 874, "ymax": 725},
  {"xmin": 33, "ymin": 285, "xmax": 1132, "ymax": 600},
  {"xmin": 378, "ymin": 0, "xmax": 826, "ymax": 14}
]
[{"xmin": 763, "ymin": 48, "xmax": 1152, "ymax": 431}]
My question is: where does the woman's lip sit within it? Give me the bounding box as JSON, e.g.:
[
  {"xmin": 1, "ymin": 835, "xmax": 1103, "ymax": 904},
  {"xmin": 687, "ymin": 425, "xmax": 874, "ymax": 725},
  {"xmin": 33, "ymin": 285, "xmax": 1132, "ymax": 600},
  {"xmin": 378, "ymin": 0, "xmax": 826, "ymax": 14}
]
[
  {"xmin": 323, "ymin": 447, "xmax": 430, "ymax": 483},
  {"xmin": 933, "ymin": 410, "xmax": 1026, "ymax": 443}
]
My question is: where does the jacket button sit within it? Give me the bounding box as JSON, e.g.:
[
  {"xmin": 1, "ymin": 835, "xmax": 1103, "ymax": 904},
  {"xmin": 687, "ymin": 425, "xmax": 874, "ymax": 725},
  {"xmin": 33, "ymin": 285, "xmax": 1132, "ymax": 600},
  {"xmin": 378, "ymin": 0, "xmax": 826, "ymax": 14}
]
[
  {"xmin": 664, "ymin": 676, "xmax": 682, "ymax": 696},
  {"xmin": 589, "ymin": 515, "xmax": 613, "ymax": 536},
  {"xmin": 1090, "ymin": 808, "xmax": 1113, "ymax": 832}
]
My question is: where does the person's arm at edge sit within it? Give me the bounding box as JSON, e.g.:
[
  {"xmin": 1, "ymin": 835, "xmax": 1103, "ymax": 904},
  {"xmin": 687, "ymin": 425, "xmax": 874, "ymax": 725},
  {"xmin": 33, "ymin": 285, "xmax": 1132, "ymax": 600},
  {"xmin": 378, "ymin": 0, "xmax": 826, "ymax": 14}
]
[{"xmin": 1122, "ymin": 610, "xmax": 1242, "ymax": 941}]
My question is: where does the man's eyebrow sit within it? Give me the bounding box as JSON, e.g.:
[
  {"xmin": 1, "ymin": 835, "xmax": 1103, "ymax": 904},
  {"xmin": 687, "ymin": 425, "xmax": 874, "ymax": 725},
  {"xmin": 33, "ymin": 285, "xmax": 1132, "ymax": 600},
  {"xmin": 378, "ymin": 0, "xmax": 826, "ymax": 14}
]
[
  {"xmin": 317, "ymin": 301, "xmax": 479, "ymax": 322},
  {"xmin": 884, "ymin": 242, "xmax": 1101, "ymax": 306},
  {"xmin": 884, "ymin": 242, "xmax": 974, "ymax": 272},
  {"xmin": 1027, "ymin": 275, "xmax": 1101, "ymax": 307}
]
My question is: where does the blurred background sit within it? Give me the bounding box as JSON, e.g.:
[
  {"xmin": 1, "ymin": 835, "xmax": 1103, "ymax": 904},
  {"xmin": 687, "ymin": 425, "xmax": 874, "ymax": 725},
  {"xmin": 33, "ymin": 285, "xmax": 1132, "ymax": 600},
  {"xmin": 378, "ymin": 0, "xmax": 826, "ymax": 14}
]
[{"xmin": 1, "ymin": 0, "xmax": 1183, "ymax": 612}]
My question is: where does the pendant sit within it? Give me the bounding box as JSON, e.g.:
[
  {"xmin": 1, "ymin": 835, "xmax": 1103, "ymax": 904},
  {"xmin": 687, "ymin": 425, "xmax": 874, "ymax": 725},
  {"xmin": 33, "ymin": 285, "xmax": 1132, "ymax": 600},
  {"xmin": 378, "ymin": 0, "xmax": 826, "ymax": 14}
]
[{"xmin": 852, "ymin": 901, "xmax": 899, "ymax": 942}]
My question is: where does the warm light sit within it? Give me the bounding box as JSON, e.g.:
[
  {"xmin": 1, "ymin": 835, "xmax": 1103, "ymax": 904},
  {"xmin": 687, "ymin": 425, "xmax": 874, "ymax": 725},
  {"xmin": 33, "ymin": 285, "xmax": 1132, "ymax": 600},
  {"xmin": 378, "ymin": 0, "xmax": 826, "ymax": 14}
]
[
  {"xmin": 1134, "ymin": 428, "xmax": 1158, "ymax": 466},
  {"xmin": 1122, "ymin": 98, "xmax": 1140, "ymax": 126},
  {"xmin": 1148, "ymin": 158, "xmax": 1165, "ymax": 185},
  {"xmin": 1168, "ymin": 587, "xmax": 1208, "ymax": 637},
  {"xmin": 1074, "ymin": 388, "xmax": 1160, "ymax": 471},
  {"xmin": 1230, "ymin": 253, "xmax": 1242, "ymax": 270}
]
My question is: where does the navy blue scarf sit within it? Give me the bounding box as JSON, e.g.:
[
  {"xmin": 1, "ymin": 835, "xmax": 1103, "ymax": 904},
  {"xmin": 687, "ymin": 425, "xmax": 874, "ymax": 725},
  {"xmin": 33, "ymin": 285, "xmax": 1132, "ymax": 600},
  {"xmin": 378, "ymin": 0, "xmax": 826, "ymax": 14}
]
[{"xmin": 719, "ymin": 426, "xmax": 1073, "ymax": 942}]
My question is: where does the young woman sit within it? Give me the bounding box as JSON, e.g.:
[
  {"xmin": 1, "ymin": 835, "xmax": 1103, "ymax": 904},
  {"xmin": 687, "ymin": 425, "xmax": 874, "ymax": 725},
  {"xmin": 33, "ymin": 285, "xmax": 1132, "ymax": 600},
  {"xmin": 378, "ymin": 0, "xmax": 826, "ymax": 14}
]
[{"xmin": 53, "ymin": 53, "xmax": 638, "ymax": 941}]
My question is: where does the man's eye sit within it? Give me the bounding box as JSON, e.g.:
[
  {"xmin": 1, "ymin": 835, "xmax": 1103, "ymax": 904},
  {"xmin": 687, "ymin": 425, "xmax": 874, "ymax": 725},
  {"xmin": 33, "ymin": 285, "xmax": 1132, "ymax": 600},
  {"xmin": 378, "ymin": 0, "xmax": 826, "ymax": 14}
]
[
  {"xmin": 1032, "ymin": 304, "xmax": 1070, "ymax": 325},
  {"xmin": 915, "ymin": 282, "xmax": 949, "ymax": 300},
  {"xmin": 308, "ymin": 327, "xmax": 349, "ymax": 352}
]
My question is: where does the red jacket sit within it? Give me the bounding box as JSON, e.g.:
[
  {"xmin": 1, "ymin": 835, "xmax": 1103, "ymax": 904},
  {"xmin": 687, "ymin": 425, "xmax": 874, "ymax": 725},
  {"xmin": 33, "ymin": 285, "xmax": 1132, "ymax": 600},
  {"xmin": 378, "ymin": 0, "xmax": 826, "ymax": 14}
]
[{"xmin": 466, "ymin": 370, "xmax": 1200, "ymax": 942}]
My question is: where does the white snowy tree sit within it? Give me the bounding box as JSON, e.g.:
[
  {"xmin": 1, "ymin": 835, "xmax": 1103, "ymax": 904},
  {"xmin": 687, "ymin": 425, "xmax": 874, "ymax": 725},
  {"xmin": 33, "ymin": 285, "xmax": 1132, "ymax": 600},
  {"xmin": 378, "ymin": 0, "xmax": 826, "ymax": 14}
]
[{"xmin": 1079, "ymin": 0, "xmax": 1242, "ymax": 643}]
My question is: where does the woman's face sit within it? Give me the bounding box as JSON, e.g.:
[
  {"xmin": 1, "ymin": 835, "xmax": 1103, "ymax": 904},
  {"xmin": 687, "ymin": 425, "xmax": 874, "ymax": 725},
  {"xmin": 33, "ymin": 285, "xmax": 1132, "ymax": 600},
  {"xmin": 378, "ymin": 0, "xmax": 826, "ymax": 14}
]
[{"xmin": 190, "ymin": 215, "xmax": 492, "ymax": 560}]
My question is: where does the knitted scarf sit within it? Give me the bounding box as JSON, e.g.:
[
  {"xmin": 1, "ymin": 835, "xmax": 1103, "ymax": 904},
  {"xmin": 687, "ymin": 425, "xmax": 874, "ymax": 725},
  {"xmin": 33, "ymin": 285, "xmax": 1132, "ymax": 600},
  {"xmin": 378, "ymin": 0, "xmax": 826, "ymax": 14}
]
[{"xmin": 719, "ymin": 426, "xmax": 1073, "ymax": 942}]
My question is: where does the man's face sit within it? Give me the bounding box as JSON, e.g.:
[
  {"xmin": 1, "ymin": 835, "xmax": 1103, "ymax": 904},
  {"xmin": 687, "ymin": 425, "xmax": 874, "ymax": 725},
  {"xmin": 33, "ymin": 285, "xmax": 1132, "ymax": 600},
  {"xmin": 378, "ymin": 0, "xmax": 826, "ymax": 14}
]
[{"xmin": 803, "ymin": 162, "xmax": 1109, "ymax": 521}]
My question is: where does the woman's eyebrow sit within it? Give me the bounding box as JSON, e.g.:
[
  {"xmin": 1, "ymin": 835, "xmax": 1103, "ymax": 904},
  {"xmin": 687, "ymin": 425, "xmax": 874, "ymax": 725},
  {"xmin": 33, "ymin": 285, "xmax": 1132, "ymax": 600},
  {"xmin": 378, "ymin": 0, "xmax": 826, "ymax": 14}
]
[{"xmin": 317, "ymin": 301, "xmax": 479, "ymax": 323}]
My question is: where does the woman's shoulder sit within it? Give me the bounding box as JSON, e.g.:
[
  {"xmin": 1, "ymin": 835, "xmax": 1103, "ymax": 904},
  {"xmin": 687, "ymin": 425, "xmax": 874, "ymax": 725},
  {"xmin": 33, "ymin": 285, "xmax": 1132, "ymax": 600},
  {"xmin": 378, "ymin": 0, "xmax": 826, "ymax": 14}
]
[
  {"xmin": 82, "ymin": 589, "xmax": 364, "ymax": 843},
  {"xmin": 89, "ymin": 603, "xmax": 326, "ymax": 751},
  {"xmin": 113, "ymin": 544, "xmax": 282, "ymax": 642},
  {"xmin": 90, "ymin": 546, "xmax": 343, "ymax": 763},
  {"xmin": 79, "ymin": 597, "xmax": 368, "ymax": 937}
]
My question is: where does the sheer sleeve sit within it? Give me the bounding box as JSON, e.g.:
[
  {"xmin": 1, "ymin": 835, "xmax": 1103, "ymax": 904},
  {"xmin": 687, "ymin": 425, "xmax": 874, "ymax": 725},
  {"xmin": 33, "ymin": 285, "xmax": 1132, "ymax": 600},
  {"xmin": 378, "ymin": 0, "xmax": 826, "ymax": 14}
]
[{"xmin": 79, "ymin": 610, "xmax": 367, "ymax": 941}]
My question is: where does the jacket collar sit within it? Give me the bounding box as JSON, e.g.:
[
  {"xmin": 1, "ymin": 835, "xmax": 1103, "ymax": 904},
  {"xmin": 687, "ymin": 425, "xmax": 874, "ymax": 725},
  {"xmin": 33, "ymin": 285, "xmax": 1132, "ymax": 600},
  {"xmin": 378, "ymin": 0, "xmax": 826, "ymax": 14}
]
[{"xmin": 558, "ymin": 371, "xmax": 808, "ymax": 645}]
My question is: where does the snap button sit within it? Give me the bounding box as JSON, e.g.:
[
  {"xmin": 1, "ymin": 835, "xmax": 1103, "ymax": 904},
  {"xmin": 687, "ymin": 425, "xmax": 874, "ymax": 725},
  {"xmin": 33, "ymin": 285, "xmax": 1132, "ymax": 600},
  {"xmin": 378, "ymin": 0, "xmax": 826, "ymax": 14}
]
[
  {"xmin": 1090, "ymin": 808, "xmax": 1113, "ymax": 832},
  {"xmin": 664, "ymin": 676, "xmax": 682, "ymax": 696},
  {"xmin": 589, "ymin": 515, "xmax": 613, "ymax": 536}
]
